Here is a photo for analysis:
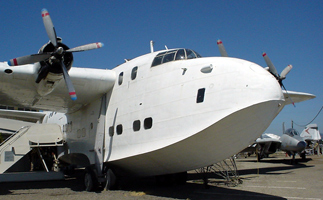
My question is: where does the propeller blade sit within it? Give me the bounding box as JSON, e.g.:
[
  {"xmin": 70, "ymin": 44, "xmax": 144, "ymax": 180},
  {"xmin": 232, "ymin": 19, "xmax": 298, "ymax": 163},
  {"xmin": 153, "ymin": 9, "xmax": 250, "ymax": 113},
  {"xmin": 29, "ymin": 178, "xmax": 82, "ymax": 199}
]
[
  {"xmin": 8, "ymin": 53, "xmax": 51, "ymax": 66},
  {"xmin": 61, "ymin": 61, "xmax": 77, "ymax": 101},
  {"xmin": 262, "ymin": 52, "xmax": 279, "ymax": 77},
  {"xmin": 41, "ymin": 9, "xmax": 58, "ymax": 47},
  {"xmin": 280, "ymin": 64, "xmax": 293, "ymax": 79},
  {"xmin": 66, "ymin": 42, "xmax": 104, "ymax": 52},
  {"xmin": 217, "ymin": 39, "xmax": 228, "ymax": 57}
]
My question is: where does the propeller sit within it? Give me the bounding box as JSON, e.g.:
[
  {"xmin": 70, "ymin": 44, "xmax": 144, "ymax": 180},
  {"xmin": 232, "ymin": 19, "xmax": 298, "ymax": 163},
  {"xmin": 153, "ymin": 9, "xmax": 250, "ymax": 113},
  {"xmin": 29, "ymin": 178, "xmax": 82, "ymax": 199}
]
[
  {"xmin": 8, "ymin": 53, "xmax": 51, "ymax": 66},
  {"xmin": 61, "ymin": 60, "xmax": 77, "ymax": 101},
  {"xmin": 217, "ymin": 39, "xmax": 228, "ymax": 57},
  {"xmin": 262, "ymin": 52, "xmax": 295, "ymax": 106},
  {"xmin": 42, "ymin": 9, "xmax": 57, "ymax": 47},
  {"xmin": 7, "ymin": 8, "xmax": 104, "ymax": 101},
  {"xmin": 262, "ymin": 52, "xmax": 292, "ymax": 82}
]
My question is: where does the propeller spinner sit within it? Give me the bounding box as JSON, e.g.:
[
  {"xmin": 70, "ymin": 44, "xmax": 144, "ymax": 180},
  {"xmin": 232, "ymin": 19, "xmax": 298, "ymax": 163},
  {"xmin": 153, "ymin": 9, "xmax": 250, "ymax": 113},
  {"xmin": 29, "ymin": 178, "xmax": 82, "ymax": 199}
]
[{"xmin": 8, "ymin": 8, "xmax": 104, "ymax": 101}]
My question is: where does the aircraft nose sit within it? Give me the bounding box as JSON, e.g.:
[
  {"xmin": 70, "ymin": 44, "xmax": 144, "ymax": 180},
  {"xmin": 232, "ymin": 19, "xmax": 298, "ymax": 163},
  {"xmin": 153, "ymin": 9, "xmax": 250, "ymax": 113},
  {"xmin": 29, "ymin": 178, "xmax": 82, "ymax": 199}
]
[
  {"xmin": 296, "ymin": 141, "xmax": 307, "ymax": 151},
  {"xmin": 243, "ymin": 61, "xmax": 284, "ymax": 104}
]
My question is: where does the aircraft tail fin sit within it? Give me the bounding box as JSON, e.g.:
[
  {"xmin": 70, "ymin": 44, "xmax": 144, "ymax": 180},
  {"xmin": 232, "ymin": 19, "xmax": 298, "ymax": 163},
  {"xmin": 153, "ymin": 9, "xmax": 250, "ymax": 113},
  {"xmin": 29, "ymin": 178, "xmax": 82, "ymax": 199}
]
[{"xmin": 300, "ymin": 124, "xmax": 321, "ymax": 141}]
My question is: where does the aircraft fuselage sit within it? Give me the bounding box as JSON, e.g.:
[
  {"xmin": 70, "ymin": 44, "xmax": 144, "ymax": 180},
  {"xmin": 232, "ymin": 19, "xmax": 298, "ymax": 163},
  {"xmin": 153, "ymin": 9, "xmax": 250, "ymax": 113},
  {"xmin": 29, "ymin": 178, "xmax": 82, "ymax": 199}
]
[{"xmin": 47, "ymin": 49, "xmax": 285, "ymax": 176}]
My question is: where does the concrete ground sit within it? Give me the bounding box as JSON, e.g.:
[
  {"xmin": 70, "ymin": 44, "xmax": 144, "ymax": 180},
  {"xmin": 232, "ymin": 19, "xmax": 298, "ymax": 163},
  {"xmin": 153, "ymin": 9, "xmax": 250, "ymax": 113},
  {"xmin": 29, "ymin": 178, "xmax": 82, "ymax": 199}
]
[{"xmin": 0, "ymin": 152, "xmax": 322, "ymax": 200}]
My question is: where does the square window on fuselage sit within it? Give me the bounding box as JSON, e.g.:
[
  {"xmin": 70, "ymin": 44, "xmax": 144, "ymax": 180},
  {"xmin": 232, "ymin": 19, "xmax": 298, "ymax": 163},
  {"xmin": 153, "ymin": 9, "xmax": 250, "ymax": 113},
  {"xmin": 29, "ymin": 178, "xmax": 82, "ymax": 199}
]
[{"xmin": 196, "ymin": 88, "xmax": 206, "ymax": 103}]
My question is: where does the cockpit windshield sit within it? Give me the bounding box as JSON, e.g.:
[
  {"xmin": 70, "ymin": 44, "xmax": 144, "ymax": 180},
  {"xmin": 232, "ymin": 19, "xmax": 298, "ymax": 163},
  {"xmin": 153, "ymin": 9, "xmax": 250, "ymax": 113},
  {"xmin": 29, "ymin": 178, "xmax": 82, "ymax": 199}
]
[
  {"xmin": 151, "ymin": 48, "xmax": 201, "ymax": 67},
  {"xmin": 284, "ymin": 128, "xmax": 299, "ymax": 137}
]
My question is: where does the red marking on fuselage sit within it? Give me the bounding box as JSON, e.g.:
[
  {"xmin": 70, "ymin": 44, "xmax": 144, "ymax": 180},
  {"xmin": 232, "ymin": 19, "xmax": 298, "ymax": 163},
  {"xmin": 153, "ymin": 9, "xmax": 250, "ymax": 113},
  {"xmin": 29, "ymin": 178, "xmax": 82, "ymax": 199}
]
[{"xmin": 305, "ymin": 128, "xmax": 310, "ymax": 135}]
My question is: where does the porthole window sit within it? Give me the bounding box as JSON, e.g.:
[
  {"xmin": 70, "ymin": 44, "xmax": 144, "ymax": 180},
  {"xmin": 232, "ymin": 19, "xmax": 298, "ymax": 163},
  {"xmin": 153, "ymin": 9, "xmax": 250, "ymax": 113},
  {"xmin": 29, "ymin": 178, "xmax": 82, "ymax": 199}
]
[
  {"xmin": 82, "ymin": 128, "xmax": 86, "ymax": 137},
  {"xmin": 133, "ymin": 120, "xmax": 141, "ymax": 131},
  {"xmin": 131, "ymin": 66, "xmax": 138, "ymax": 80},
  {"xmin": 116, "ymin": 124, "xmax": 123, "ymax": 135},
  {"xmin": 118, "ymin": 72, "xmax": 124, "ymax": 85},
  {"xmin": 196, "ymin": 88, "xmax": 206, "ymax": 103},
  {"xmin": 144, "ymin": 117, "xmax": 153, "ymax": 129}
]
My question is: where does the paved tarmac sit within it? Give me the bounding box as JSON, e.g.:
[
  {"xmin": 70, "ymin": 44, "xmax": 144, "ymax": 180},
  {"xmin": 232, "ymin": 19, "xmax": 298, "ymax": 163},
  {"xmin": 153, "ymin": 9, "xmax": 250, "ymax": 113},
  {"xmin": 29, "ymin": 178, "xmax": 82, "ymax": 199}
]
[{"xmin": 0, "ymin": 152, "xmax": 322, "ymax": 200}]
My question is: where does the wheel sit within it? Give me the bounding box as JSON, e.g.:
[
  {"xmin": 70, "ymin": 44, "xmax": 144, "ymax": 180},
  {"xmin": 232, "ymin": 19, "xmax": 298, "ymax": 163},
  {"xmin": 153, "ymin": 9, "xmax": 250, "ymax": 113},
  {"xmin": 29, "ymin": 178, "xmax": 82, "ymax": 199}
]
[
  {"xmin": 104, "ymin": 169, "xmax": 117, "ymax": 190},
  {"xmin": 84, "ymin": 171, "xmax": 94, "ymax": 191},
  {"xmin": 84, "ymin": 167, "xmax": 98, "ymax": 191}
]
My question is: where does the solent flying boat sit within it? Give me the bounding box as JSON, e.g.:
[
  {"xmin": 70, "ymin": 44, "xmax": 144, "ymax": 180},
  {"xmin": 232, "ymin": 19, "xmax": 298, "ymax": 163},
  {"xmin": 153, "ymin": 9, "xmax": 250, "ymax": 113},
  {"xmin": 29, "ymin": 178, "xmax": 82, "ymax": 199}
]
[{"xmin": 0, "ymin": 9, "xmax": 315, "ymax": 190}]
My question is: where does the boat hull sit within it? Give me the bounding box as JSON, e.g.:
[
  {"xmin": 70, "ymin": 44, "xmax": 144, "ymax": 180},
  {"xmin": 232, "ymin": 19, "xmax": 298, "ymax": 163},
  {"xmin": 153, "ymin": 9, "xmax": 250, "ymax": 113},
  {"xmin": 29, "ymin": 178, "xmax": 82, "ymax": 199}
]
[{"xmin": 108, "ymin": 99, "xmax": 284, "ymax": 176}]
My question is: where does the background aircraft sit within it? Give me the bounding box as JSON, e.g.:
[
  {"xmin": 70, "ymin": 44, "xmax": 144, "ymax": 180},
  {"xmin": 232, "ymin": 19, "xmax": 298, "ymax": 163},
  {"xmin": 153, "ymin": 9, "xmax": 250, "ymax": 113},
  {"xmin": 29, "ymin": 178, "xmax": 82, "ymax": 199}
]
[
  {"xmin": 300, "ymin": 124, "xmax": 321, "ymax": 155},
  {"xmin": 256, "ymin": 125, "xmax": 307, "ymax": 163}
]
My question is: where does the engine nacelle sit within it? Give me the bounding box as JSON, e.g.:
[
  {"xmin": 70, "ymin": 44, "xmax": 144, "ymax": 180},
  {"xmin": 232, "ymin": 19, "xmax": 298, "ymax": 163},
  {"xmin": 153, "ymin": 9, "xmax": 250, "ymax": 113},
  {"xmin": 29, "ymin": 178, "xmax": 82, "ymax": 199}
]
[
  {"xmin": 37, "ymin": 40, "xmax": 73, "ymax": 78},
  {"xmin": 36, "ymin": 65, "xmax": 64, "ymax": 96}
]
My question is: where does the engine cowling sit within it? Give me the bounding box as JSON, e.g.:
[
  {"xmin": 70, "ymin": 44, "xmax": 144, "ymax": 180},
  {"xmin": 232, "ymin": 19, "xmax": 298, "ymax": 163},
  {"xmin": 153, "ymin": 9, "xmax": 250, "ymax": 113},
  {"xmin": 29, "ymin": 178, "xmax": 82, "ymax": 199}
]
[
  {"xmin": 37, "ymin": 40, "xmax": 73, "ymax": 80},
  {"xmin": 35, "ymin": 40, "xmax": 74, "ymax": 96}
]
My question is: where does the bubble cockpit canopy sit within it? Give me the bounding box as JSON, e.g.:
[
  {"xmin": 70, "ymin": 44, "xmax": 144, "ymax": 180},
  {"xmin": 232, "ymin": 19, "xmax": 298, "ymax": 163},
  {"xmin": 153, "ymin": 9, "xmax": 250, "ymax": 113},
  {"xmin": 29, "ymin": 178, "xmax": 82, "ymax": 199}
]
[{"xmin": 284, "ymin": 128, "xmax": 299, "ymax": 137}]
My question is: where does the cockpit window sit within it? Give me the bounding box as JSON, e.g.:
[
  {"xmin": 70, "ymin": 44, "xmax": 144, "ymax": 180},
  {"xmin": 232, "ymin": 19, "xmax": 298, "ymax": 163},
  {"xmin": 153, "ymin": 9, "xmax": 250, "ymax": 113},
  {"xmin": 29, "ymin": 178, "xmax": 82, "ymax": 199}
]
[
  {"xmin": 284, "ymin": 128, "xmax": 299, "ymax": 137},
  {"xmin": 162, "ymin": 50, "xmax": 176, "ymax": 64},
  {"xmin": 152, "ymin": 48, "xmax": 201, "ymax": 67},
  {"xmin": 175, "ymin": 49, "xmax": 185, "ymax": 60},
  {"xmin": 186, "ymin": 49, "xmax": 195, "ymax": 59},
  {"xmin": 151, "ymin": 54, "xmax": 163, "ymax": 66}
]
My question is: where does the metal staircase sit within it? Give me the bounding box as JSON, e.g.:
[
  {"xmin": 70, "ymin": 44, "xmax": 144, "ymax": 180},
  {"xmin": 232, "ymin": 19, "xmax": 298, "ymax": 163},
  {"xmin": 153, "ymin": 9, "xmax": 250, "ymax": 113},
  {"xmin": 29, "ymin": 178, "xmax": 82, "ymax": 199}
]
[{"xmin": 0, "ymin": 124, "xmax": 63, "ymax": 174}]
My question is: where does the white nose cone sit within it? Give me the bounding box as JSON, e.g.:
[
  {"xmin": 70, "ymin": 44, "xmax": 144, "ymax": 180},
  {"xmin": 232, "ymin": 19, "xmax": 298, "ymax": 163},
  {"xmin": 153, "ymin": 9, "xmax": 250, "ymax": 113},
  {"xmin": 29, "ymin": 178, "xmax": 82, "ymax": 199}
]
[{"xmin": 248, "ymin": 62, "xmax": 284, "ymax": 103}]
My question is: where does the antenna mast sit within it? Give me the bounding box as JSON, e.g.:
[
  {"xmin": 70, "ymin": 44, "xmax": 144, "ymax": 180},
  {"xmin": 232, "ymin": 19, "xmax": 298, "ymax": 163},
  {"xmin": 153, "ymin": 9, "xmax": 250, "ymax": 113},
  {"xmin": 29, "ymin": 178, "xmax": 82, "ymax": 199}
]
[{"xmin": 150, "ymin": 40, "xmax": 154, "ymax": 53}]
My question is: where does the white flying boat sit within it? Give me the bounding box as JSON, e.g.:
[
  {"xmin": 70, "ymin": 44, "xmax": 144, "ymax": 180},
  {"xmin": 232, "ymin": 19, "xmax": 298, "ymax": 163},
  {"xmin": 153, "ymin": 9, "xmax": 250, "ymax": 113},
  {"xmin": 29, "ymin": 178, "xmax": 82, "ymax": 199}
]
[{"xmin": 0, "ymin": 9, "xmax": 315, "ymax": 190}]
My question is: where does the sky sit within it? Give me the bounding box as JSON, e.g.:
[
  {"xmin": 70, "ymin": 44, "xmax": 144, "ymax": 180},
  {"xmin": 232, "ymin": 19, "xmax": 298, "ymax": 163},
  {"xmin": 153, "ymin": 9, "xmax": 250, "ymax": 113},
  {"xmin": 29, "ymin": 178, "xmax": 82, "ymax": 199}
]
[{"xmin": 0, "ymin": 1, "xmax": 322, "ymax": 135}]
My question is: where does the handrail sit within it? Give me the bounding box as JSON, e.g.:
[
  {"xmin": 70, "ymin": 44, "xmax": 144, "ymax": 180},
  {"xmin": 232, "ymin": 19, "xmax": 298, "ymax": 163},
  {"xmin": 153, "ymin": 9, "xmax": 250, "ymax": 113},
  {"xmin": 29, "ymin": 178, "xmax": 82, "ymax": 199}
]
[
  {"xmin": 0, "ymin": 126, "xmax": 30, "ymax": 147},
  {"xmin": 0, "ymin": 126, "xmax": 30, "ymax": 155}
]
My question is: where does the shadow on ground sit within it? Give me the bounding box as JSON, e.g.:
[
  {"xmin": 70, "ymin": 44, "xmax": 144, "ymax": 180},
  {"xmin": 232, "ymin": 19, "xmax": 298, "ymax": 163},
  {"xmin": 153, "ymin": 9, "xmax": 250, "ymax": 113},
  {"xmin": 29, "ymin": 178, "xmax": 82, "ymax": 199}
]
[{"xmin": 0, "ymin": 168, "xmax": 292, "ymax": 200}]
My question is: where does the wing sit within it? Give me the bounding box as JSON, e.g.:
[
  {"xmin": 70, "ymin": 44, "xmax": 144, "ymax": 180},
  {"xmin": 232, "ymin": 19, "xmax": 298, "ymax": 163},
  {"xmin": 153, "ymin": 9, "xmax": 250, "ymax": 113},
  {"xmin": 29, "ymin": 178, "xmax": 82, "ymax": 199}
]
[
  {"xmin": 255, "ymin": 137, "xmax": 281, "ymax": 155},
  {"xmin": 256, "ymin": 137, "xmax": 281, "ymax": 144},
  {"xmin": 283, "ymin": 90, "xmax": 315, "ymax": 105},
  {"xmin": 256, "ymin": 133, "xmax": 281, "ymax": 144},
  {"xmin": 0, "ymin": 62, "xmax": 116, "ymax": 113}
]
